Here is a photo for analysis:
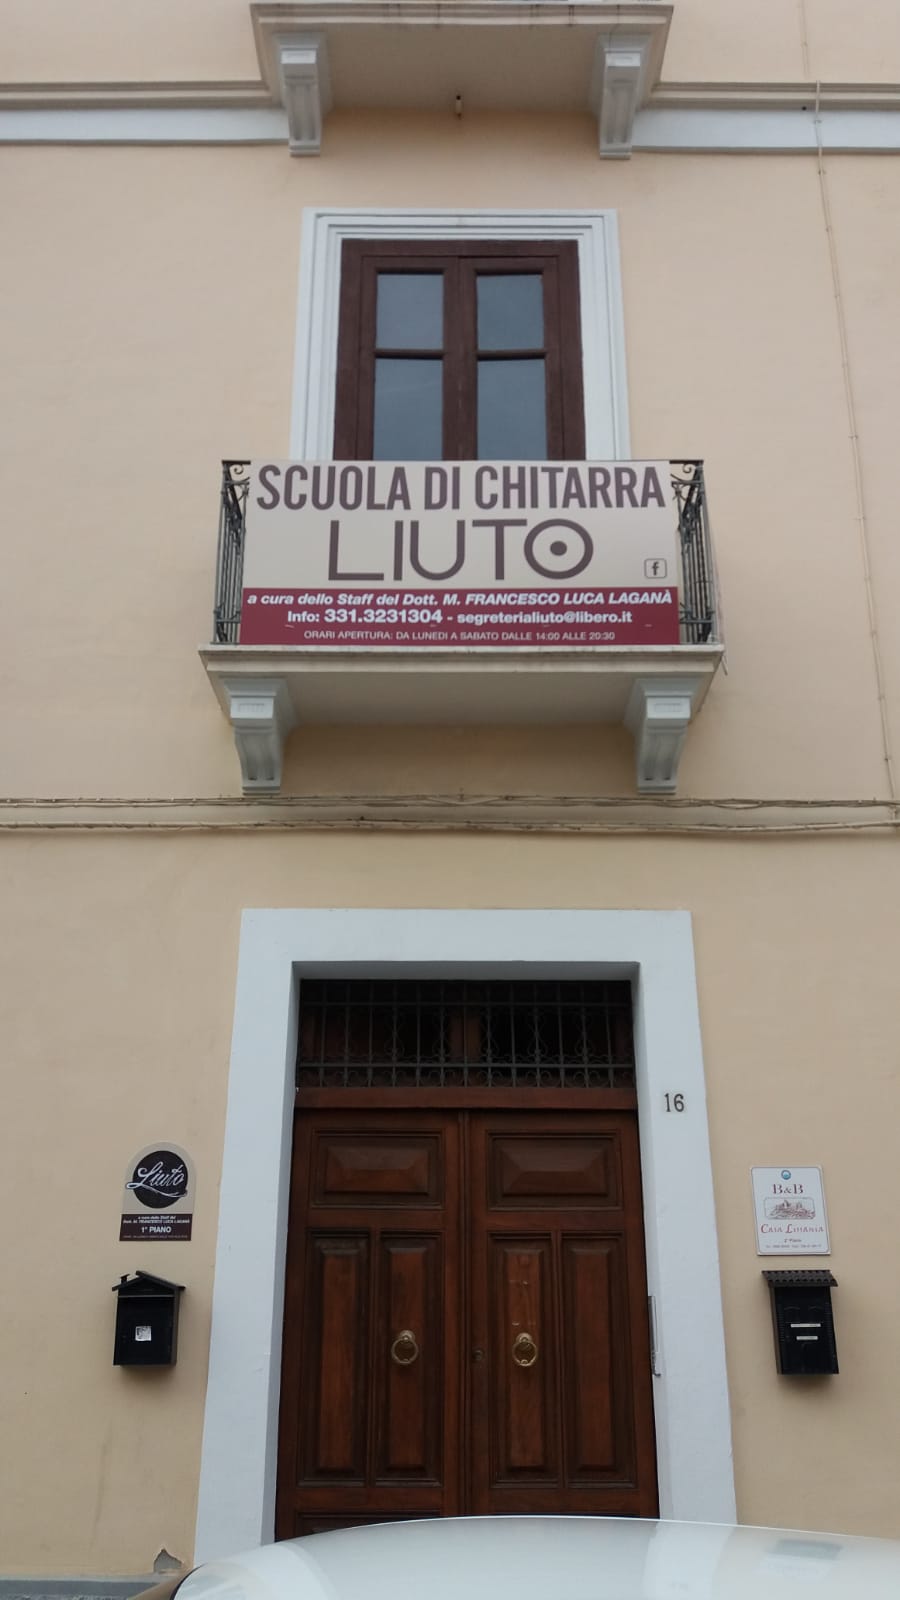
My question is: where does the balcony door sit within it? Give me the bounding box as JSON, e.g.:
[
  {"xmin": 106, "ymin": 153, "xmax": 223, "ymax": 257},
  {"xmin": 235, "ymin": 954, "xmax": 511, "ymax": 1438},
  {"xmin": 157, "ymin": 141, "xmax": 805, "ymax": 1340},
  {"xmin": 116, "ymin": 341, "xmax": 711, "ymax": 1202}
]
[{"xmin": 333, "ymin": 239, "xmax": 586, "ymax": 461}]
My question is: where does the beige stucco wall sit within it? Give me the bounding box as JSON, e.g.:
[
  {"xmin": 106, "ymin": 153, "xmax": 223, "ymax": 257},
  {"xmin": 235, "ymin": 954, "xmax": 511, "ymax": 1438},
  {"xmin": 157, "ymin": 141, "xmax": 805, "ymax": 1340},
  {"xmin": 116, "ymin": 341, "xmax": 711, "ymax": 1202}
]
[
  {"xmin": 2, "ymin": 829, "xmax": 900, "ymax": 1573},
  {"xmin": 5, "ymin": 0, "xmax": 900, "ymax": 86},
  {"xmin": 1, "ymin": 131, "xmax": 898, "ymax": 802}
]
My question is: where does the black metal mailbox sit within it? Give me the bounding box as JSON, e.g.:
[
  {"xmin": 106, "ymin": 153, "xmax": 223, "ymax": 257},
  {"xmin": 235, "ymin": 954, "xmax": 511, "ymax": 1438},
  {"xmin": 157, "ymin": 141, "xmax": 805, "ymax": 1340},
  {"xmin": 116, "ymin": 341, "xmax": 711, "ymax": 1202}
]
[
  {"xmin": 112, "ymin": 1271, "xmax": 184, "ymax": 1367},
  {"xmin": 763, "ymin": 1270, "xmax": 839, "ymax": 1375}
]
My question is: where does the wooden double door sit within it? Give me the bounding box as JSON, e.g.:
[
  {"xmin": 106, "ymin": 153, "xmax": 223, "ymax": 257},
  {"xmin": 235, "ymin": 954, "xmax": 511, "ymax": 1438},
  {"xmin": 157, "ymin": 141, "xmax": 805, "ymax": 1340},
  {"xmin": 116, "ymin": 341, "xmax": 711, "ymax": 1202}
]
[{"xmin": 276, "ymin": 1108, "xmax": 657, "ymax": 1536}]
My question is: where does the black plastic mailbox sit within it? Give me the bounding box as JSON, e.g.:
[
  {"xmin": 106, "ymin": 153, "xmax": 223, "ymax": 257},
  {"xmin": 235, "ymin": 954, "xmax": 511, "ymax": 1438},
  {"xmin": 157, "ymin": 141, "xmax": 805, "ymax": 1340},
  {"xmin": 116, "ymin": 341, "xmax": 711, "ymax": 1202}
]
[
  {"xmin": 763, "ymin": 1270, "xmax": 839, "ymax": 1375},
  {"xmin": 112, "ymin": 1271, "xmax": 184, "ymax": 1367}
]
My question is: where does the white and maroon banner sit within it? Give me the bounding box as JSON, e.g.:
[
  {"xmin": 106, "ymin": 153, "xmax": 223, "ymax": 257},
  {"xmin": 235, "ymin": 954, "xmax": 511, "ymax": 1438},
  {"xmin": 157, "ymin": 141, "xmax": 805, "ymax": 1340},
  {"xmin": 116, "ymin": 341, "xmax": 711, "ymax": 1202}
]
[{"xmin": 240, "ymin": 460, "xmax": 679, "ymax": 649}]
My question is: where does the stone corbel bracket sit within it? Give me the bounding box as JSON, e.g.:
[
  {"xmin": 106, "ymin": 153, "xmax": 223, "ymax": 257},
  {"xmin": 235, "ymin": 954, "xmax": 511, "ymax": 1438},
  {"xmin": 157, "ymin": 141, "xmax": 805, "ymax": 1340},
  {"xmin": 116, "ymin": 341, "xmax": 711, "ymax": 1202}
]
[
  {"xmin": 223, "ymin": 677, "xmax": 297, "ymax": 792},
  {"xmin": 274, "ymin": 32, "xmax": 331, "ymax": 153},
  {"xmin": 591, "ymin": 35, "xmax": 655, "ymax": 157},
  {"xmin": 625, "ymin": 676, "xmax": 705, "ymax": 793}
]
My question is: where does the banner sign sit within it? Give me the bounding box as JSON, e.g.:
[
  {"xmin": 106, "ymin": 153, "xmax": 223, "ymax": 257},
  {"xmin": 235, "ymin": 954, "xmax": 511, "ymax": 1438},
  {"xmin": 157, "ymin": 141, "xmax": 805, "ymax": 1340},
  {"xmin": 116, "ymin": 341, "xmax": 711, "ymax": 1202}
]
[{"xmin": 239, "ymin": 460, "xmax": 680, "ymax": 649}]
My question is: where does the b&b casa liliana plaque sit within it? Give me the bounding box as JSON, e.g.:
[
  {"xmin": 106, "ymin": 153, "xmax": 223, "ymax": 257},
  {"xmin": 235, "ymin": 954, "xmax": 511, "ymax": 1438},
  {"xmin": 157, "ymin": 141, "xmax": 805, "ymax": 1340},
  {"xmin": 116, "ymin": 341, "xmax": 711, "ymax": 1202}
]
[
  {"xmin": 751, "ymin": 1166, "xmax": 830, "ymax": 1256},
  {"xmin": 120, "ymin": 1143, "xmax": 195, "ymax": 1241}
]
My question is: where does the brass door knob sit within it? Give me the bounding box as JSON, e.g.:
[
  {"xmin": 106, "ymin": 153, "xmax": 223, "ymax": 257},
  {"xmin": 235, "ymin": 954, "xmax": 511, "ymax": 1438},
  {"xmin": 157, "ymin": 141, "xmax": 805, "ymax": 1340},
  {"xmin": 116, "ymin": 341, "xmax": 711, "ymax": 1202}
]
[
  {"xmin": 512, "ymin": 1331, "xmax": 538, "ymax": 1367},
  {"xmin": 390, "ymin": 1329, "xmax": 419, "ymax": 1366}
]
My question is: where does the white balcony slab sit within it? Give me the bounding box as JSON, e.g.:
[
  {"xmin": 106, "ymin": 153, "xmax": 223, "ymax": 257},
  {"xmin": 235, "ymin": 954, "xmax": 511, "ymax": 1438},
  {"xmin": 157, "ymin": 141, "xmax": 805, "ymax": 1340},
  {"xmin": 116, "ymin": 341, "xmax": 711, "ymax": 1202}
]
[
  {"xmin": 253, "ymin": 1, "xmax": 672, "ymax": 157},
  {"xmin": 200, "ymin": 643, "xmax": 723, "ymax": 795}
]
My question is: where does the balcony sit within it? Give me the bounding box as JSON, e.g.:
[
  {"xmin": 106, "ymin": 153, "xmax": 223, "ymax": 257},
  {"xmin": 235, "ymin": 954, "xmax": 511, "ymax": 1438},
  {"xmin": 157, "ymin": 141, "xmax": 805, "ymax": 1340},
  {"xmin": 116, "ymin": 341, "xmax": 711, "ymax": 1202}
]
[
  {"xmin": 252, "ymin": 2, "xmax": 673, "ymax": 160},
  {"xmin": 199, "ymin": 460, "xmax": 723, "ymax": 794}
]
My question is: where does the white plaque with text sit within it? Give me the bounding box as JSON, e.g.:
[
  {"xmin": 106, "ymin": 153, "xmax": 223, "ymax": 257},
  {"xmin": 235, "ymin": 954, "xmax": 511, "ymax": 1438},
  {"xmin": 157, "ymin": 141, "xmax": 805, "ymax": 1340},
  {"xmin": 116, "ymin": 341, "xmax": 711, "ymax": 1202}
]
[{"xmin": 751, "ymin": 1166, "xmax": 830, "ymax": 1255}]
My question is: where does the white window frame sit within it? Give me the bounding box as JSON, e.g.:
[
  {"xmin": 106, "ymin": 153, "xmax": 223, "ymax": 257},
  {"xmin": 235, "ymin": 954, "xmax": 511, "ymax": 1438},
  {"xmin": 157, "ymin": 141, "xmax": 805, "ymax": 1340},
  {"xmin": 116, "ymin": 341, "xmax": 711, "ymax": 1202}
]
[
  {"xmin": 194, "ymin": 908, "xmax": 735, "ymax": 1563},
  {"xmin": 290, "ymin": 208, "xmax": 632, "ymax": 460}
]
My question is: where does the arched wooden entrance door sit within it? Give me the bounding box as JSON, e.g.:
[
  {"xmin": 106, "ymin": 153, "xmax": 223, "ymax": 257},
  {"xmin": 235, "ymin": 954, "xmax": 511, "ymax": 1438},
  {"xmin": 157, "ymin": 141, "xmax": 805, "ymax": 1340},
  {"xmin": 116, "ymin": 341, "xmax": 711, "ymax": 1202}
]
[{"xmin": 275, "ymin": 980, "xmax": 657, "ymax": 1536}]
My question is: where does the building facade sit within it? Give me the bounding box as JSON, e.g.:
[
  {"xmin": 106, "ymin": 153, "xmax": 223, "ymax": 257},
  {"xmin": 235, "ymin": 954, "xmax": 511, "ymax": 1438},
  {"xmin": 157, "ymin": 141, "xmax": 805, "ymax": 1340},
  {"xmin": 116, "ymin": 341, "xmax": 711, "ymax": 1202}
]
[{"xmin": 3, "ymin": 0, "xmax": 900, "ymax": 1581}]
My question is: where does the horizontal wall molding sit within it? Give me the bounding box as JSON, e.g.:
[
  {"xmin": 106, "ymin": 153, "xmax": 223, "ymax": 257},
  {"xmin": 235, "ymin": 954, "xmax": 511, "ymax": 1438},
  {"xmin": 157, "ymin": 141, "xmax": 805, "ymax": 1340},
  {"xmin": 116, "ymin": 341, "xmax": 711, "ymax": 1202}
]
[
  {"xmin": 634, "ymin": 106, "xmax": 900, "ymax": 152},
  {"xmin": 0, "ymin": 107, "xmax": 288, "ymax": 142},
  {"xmin": 0, "ymin": 796, "xmax": 896, "ymax": 836},
  {"xmin": 0, "ymin": 81, "xmax": 270, "ymax": 109},
  {"xmin": 651, "ymin": 80, "xmax": 900, "ymax": 112},
  {"xmin": 6, "ymin": 77, "xmax": 897, "ymax": 114},
  {"xmin": 4, "ymin": 99, "xmax": 900, "ymax": 151}
]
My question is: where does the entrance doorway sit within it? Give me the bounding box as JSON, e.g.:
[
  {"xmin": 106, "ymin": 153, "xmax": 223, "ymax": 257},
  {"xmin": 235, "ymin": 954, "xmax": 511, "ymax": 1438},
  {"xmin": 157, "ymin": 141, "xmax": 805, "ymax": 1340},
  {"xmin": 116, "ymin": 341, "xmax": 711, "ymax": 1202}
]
[{"xmin": 275, "ymin": 979, "xmax": 656, "ymax": 1535}]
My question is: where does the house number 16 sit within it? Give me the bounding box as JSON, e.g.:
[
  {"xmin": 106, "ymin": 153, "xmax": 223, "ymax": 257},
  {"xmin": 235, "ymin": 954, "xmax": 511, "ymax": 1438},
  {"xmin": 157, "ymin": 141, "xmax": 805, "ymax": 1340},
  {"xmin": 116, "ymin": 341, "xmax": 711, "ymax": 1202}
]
[{"xmin": 664, "ymin": 1093, "xmax": 686, "ymax": 1112}]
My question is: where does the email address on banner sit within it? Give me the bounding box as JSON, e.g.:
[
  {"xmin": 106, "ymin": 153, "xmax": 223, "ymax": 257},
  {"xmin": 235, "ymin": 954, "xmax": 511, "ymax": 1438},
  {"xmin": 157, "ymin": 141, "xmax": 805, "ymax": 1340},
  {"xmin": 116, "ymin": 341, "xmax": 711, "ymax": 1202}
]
[{"xmin": 457, "ymin": 609, "xmax": 631, "ymax": 624}]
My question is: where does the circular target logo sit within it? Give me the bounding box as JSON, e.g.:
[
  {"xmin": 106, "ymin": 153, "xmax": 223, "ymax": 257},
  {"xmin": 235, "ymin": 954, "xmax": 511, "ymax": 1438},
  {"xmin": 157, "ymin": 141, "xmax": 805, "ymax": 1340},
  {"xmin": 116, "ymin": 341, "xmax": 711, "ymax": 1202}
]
[{"xmin": 524, "ymin": 519, "xmax": 594, "ymax": 579}]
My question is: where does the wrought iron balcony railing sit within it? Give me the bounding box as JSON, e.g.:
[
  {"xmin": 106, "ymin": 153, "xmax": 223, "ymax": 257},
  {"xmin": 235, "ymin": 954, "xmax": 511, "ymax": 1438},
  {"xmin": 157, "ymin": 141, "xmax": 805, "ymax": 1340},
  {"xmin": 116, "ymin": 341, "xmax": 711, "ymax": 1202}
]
[{"xmin": 212, "ymin": 459, "xmax": 718, "ymax": 648}]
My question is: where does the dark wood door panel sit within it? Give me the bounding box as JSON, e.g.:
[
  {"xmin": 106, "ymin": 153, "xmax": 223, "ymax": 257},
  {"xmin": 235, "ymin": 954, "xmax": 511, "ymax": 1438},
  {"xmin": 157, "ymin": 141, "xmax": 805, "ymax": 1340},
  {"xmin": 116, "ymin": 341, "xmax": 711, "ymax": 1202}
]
[
  {"xmin": 488, "ymin": 1133, "xmax": 620, "ymax": 1207},
  {"xmin": 485, "ymin": 1238, "xmax": 559, "ymax": 1485},
  {"xmin": 313, "ymin": 1132, "xmax": 443, "ymax": 1205},
  {"xmin": 374, "ymin": 1235, "xmax": 444, "ymax": 1483},
  {"xmin": 562, "ymin": 1235, "xmax": 632, "ymax": 1484},
  {"xmin": 299, "ymin": 1234, "xmax": 369, "ymax": 1484}
]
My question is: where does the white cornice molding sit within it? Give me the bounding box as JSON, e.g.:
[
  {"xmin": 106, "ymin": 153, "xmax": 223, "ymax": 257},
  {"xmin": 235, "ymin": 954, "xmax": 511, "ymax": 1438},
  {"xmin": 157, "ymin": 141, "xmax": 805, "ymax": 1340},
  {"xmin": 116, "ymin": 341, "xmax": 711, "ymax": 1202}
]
[
  {"xmin": 633, "ymin": 107, "xmax": 900, "ymax": 152},
  {"xmin": 649, "ymin": 80, "xmax": 900, "ymax": 112},
  {"xmin": 6, "ymin": 104, "xmax": 900, "ymax": 151},
  {"xmin": 3, "ymin": 73, "xmax": 900, "ymax": 117},
  {"xmin": 0, "ymin": 81, "xmax": 271, "ymax": 110}
]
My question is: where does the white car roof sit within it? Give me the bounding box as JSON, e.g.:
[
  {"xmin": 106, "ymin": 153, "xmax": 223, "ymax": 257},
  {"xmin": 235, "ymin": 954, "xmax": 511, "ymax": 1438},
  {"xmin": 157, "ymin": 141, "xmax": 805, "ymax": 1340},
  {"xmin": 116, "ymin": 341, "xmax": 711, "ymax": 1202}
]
[{"xmin": 178, "ymin": 1516, "xmax": 900, "ymax": 1600}]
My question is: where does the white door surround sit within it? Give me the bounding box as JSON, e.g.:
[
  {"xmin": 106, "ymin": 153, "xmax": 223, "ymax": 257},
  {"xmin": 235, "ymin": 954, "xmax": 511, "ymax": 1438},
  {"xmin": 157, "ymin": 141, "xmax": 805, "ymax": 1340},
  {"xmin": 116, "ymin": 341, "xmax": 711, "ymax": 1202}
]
[{"xmin": 194, "ymin": 908, "xmax": 735, "ymax": 1562}]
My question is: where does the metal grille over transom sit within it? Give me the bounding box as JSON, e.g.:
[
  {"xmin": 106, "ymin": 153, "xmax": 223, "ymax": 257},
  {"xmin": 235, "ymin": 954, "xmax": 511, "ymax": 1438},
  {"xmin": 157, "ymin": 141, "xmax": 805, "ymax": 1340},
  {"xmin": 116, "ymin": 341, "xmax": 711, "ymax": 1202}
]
[{"xmin": 297, "ymin": 979, "xmax": 634, "ymax": 1089}]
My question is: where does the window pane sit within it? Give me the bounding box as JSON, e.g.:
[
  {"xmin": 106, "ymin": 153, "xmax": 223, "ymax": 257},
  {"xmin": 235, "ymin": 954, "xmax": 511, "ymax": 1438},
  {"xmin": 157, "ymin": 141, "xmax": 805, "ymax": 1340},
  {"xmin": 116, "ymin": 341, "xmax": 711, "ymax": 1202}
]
[
  {"xmin": 376, "ymin": 273, "xmax": 443, "ymax": 350},
  {"xmin": 374, "ymin": 358, "xmax": 443, "ymax": 459},
  {"xmin": 477, "ymin": 274, "xmax": 544, "ymax": 351},
  {"xmin": 478, "ymin": 358, "xmax": 547, "ymax": 458}
]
